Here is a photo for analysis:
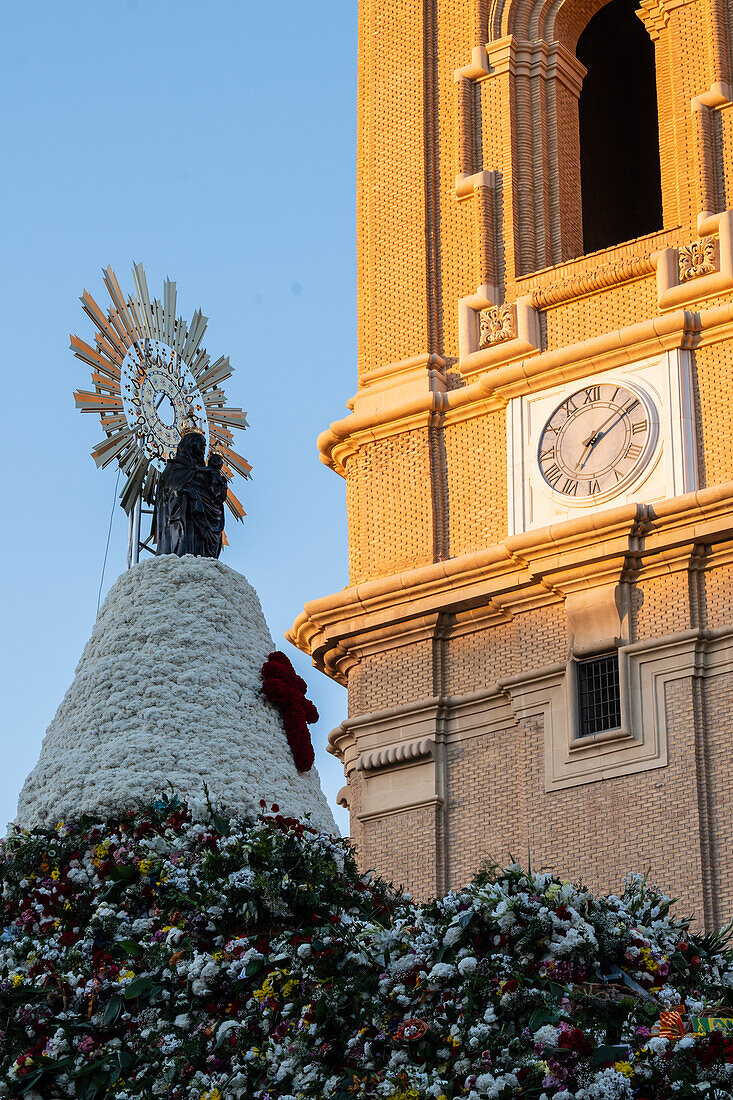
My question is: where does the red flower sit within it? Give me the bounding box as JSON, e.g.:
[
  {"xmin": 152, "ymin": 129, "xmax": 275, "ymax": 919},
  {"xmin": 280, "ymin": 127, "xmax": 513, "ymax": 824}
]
[{"xmin": 260, "ymin": 651, "xmax": 317, "ymax": 772}]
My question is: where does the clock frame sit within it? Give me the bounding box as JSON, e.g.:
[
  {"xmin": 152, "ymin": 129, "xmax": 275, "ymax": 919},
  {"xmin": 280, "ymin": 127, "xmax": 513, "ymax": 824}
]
[
  {"xmin": 506, "ymin": 349, "xmax": 698, "ymax": 536},
  {"xmin": 537, "ymin": 381, "xmax": 656, "ymax": 504}
]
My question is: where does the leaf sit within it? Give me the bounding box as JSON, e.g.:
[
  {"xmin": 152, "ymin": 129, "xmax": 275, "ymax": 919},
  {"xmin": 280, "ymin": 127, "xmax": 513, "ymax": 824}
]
[
  {"xmin": 590, "ymin": 1044, "xmax": 629, "ymax": 1067},
  {"xmin": 20, "ymin": 1070, "xmax": 44, "ymax": 1093},
  {"xmin": 112, "ymin": 939, "xmax": 143, "ymax": 958},
  {"xmin": 212, "ymin": 813, "xmax": 231, "ymax": 837},
  {"xmin": 458, "ymin": 910, "xmax": 474, "ymax": 929},
  {"xmin": 76, "ymin": 1076, "xmax": 101, "ymax": 1100},
  {"xmin": 110, "ymin": 865, "xmax": 137, "ymax": 882},
  {"xmin": 102, "ymin": 994, "xmax": 124, "ymax": 1025},
  {"xmin": 123, "ymin": 976, "xmax": 153, "ymax": 1000},
  {"xmin": 245, "ymin": 959, "xmax": 263, "ymax": 978},
  {"xmin": 529, "ymin": 1007, "xmax": 560, "ymax": 1030}
]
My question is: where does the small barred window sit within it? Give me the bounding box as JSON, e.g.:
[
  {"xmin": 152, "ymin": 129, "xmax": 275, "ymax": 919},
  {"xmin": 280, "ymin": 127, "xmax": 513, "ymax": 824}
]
[{"xmin": 577, "ymin": 653, "xmax": 621, "ymax": 736}]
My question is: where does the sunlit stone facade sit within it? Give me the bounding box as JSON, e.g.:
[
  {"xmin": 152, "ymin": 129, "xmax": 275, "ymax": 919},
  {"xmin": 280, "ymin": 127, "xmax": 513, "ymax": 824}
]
[{"xmin": 290, "ymin": 0, "xmax": 733, "ymax": 925}]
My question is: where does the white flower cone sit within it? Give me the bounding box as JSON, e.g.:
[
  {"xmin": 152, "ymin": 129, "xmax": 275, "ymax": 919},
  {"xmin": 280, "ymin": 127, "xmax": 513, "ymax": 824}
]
[{"xmin": 17, "ymin": 555, "xmax": 337, "ymax": 832}]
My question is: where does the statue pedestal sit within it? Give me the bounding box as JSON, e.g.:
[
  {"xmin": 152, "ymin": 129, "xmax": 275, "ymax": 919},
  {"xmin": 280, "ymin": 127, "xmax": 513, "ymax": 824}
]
[{"xmin": 17, "ymin": 555, "xmax": 336, "ymax": 832}]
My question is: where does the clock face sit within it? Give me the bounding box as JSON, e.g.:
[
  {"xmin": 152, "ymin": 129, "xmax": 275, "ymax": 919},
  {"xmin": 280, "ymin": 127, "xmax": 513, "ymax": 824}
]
[{"xmin": 537, "ymin": 382, "xmax": 653, "ymax": 499}]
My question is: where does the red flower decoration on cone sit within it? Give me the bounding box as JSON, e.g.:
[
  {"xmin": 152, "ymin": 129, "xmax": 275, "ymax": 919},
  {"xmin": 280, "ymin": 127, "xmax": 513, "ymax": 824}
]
[{"xmin": 260, "ymin": 651, "xmax": 317, "ymax": 772}]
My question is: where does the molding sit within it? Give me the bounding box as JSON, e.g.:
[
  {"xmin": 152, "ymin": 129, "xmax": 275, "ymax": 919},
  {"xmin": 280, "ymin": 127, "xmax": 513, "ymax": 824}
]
[
  {"xmin": 328, "ymin": 630, "xmax": 733, "ymax": 819},
  {"xmin": 356, "ymin": 796, "xmax": 444, "ymax": 824},
  {"xmin": 458, "ymin": 290, "xmax": 541, "ymax": 374},
  {"xmin": 455, "ymin": 168, "xmax": 497, "ymax": 201},
  {"xmin": 654, "ymin": 211, "xmax": 733, "ymax": 309},
  {"xmin": 317, "ymin": 303, "xmax": 733, "ymax": 476},
  {"xmin": 528, "ymin": 254, "xmax": 655, "ymax": 310},
  {"xmin": 454, "ymin": 44, "xmax": 490, "ymax": 83},
  {"xmin": 357, "ymin": 738, "xmax": 435, "ymax": 773},
  {"xmin": 289, "ymin": 483, "xmax": 733, "ymax": 681},
  {"xmin": 350, "ymin": 353, "xmax": 447, "ymax": 421}
]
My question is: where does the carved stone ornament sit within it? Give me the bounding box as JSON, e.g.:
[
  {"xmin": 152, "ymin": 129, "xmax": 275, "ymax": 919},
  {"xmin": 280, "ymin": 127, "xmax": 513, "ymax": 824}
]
[
  {"xmin": 479, "ymin": 302, "xmax": 516, "ymax": 348},
  {"xmin": 678, "ymin": 237, "xmax": 717, "ymax": 282}
]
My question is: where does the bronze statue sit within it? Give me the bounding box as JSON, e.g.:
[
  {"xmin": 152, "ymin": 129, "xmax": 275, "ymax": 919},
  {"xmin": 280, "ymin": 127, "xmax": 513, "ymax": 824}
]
[{"xmin": 155, "ymin": 431, "xmax": 228, "ymax": 559}]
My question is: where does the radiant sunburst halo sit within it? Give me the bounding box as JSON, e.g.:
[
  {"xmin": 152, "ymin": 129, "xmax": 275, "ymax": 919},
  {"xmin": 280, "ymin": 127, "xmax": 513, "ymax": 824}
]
[{"xmin": 71, "ymin": 263, "xmax": 250, "ymax": 521}]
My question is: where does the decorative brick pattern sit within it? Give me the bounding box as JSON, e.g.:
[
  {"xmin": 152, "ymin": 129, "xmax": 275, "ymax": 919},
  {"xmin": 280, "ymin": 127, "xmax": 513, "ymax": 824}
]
[
  {"xmin": 346, "ymin": 430, "xmax": 434, "ymax": 584},
  {"xmin": 694, "ymin": 344, "xmax": 733, "ymax": 490},
  {"xmin": 543, "ymin": 276, "xmax": 658, "ymax": 352},
  {"xmin": 359, "ymin": 804, "xmax": 444, "ymax": 898},
  {"xmin": 443, "ymin": 415, "xmax": 508, "ymax": 557},
  {"xmin": 348, "ymin": 641, "xmax": 435, "ymax": 718}
]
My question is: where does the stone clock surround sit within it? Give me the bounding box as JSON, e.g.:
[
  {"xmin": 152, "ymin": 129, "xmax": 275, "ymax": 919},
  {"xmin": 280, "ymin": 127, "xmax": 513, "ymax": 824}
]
[{"xmin": 507, "ymin": 348, "xmax": 699, "ymax": 535}]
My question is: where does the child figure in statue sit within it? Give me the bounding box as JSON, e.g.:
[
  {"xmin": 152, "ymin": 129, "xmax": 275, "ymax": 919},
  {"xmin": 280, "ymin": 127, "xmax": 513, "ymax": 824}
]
[{"xmin": 155, "ymin": 431, "xmax": 227, "ymax": 559}]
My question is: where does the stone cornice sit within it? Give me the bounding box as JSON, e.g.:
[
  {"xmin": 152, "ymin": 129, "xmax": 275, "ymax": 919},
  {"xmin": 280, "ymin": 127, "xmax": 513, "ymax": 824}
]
[
  {"xmin": 288, "ymin": 483, "xmax": 733, "ymax": 681},
  {"xmin": 319, "ymin": 306, "xmax": 733, "ymax": 475}
]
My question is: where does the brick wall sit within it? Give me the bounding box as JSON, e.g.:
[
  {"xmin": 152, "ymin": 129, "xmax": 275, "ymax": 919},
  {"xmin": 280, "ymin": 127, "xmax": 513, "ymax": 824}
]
[{"xmin": 443, "ymin": 677, "xmax": 706, "ymax": 917}]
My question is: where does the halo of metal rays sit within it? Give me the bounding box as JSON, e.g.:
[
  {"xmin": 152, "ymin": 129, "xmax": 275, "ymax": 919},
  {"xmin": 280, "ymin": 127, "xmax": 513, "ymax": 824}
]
[{"xmin": 71, "ymin": 263, "xmax": 250, "ymax": 521}]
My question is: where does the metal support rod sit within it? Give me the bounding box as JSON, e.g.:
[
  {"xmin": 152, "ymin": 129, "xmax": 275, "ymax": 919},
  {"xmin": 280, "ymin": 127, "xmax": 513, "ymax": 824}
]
[{"xmin": 126, "ymin": 494, "xmax": 142, "ymax": 570}]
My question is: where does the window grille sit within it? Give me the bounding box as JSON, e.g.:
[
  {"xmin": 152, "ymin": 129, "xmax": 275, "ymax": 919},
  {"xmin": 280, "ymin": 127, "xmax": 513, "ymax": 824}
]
[{"xmin": 577, "ymin": 653, "xmax": 621, "ymax": 736}]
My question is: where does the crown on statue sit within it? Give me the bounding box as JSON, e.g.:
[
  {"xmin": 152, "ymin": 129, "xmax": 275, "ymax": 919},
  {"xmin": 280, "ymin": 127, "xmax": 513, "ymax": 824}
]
[{"xmin": 180, "ymin": 407, "xmax": 206, "ymax": 438}]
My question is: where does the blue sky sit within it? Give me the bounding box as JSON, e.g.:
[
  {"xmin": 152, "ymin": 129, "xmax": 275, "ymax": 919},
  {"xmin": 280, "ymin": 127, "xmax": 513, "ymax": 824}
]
[{"xmin": 0, "ymin": 1, "xmax": 357, "ymax": 832}]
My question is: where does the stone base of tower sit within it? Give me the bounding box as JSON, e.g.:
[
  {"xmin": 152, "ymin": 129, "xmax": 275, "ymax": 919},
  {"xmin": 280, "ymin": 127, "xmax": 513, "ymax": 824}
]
[{"xmin": 292, "ymin": 490, "xmax": 733, "ymax": 925}]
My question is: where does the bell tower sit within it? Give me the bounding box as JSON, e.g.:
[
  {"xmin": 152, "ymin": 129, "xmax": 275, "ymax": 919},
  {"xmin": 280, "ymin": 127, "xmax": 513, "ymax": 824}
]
[{"xmin": 289, "ymin": 0, "xmax": 733, "ymax": 925}]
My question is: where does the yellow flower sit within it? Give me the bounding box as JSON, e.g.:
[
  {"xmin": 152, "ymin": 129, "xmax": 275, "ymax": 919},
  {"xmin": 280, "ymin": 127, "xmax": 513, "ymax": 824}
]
[
  {"xmin": 447, "ymin": 1034, "xmax": 461, "ymax": 1048},
  {"xmin": 200, "ymin": 1091, "xmax": 222, "ymax": 1100},
  {"xmin": 138, "ymin": 859, "xmax": 153, "ymax": 875},
  {"xmin": 51, "ymin": 869, "xmax": 60, "ymax": 881},
  {"xmin": 117, "ymin": 969, "xmax": 135, "ymax": 983},
  {"xmin": 10, "ymin": 974, "xmax": 24, "ymax": 987},
  {"xmin": 614, "ymin": 1061, "xmax": 634, "ymax": 1078}
]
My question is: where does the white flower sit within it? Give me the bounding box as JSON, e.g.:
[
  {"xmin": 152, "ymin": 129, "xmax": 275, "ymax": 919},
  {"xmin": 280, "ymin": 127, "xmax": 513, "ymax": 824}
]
[
  {"xmin": 533, "ymin": 1024, "xmax": 560, "ymax": 1046},
  {"xmin": 427, "ymin": 962, "xmax": 456, "ymax": 982},
  {"xmin": 443, "ymin": 924, "xmax": 464, "ymax": 947},
  {"xmin": 458, "ymin": 956, "xmax": 478, "ymax": 976}
]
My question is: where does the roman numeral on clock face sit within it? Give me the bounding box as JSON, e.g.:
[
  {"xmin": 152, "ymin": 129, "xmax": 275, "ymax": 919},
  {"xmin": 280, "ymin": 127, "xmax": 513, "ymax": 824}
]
[
  {"xmin": 588, "ymin": 480, "xmax": 600, "ymax": 495},
  {"xmin": 631, "ymin": 419, "xmax": 647, "ymax": 434},
  {"xmin": 625, "ymin": 443, "xmax": 643, "ymax": 461},
  {"xmin": 562, "ymin": 479, "xmax": 578, "ymax": 495},
  {"xmin": 583, "ymin": 386, "xmax": 600, "ymax": 403},
  {"xmin": 544, "ymin": 463, "xmax": 562, "ymax": 487}
]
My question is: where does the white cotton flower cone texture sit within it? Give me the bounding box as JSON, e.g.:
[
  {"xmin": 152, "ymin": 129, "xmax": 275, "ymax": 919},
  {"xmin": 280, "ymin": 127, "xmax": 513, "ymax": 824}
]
[{"xmin": 16, "ymin": 555, "xmax": 337, "ymax": 833}]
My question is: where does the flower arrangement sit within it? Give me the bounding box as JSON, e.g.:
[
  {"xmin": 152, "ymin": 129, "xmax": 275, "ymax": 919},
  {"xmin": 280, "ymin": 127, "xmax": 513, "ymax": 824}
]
[
  {"xmin": 2, "ymin": 797, "xmax": 733, "ymax": 1100},
  {"xmin": 260, "ymin": 651, "xmax": 317, "ymax": 772}
]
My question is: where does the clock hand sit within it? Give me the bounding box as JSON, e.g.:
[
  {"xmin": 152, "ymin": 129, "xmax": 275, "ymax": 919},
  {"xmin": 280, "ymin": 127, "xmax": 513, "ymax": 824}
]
[
  {"xmin": 575, "ymin": 402, "xmax": 636, "ymax": 471},
  {"xmin": 575, "ymin": 430, "xmax": 603, "ymax": 471}
]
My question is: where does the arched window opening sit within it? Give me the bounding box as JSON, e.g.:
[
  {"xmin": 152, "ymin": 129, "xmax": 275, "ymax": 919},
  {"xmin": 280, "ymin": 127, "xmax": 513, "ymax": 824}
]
[{"xmin": 576, "ymin": 0, "xmax": 663, "ymax": 254}]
